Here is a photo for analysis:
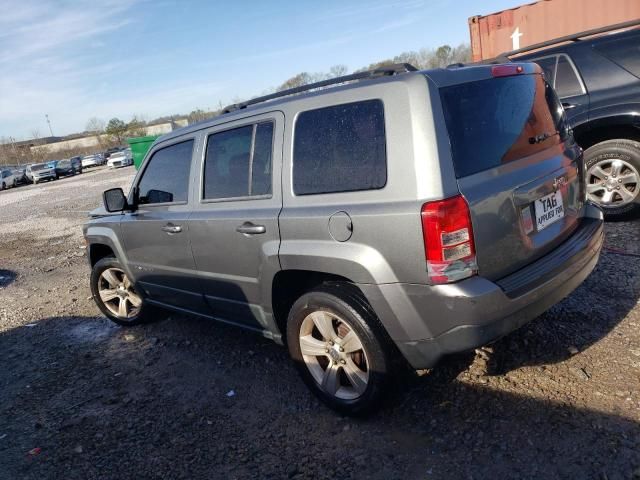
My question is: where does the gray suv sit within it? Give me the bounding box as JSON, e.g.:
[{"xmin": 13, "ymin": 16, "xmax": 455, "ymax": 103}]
[{"xmin": 84, "ymin": 63, "xmax": 604, "ymax": 414}]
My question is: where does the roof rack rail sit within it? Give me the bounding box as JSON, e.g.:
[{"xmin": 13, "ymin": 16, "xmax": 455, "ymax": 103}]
[
  {"xmin": 495, "ymin": 18, "xmax": 640, "ymax": 61},
  {"xmin": 222, "ymin": 63, "xmax": 418, "ymax": 114}
]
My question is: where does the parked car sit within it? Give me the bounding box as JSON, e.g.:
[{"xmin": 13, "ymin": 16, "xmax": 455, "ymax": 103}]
[
  {"xmin": 55, "ymin": 157, "xmax": 83, "ymax": 177},
  {"xmin": 107, "ymin": 149, "xmax": 133, "ymax": 168},
  {"xmin": 12, "ymin": 165, "xmax": 28, "ymax": 184},
  {"xmin": 501, "ymin": 22, "xmax": 640, "ymax": 217},
  {"xmin": 26, "ymin": 163, "xmax": 57, "ymax": 184},
  {"xmin": 81, "ymin": 154, "xmax": 104, "ymax": 168},
  {"xmin": 1, "ymin": 168, "xmax": 16, "ymax": 190},
  {"xmin": 103, "ymin": 147, "xmax": 123, "ymax": 160},
  {"xmin": 85, "ymin": 63, "xmax": 604, "ymax": 415}
]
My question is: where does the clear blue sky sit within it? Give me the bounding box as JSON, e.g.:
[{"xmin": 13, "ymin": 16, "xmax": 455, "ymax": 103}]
[{"xmin": 0, "ymin": 0, "xmax": 524, "ymax": 139}]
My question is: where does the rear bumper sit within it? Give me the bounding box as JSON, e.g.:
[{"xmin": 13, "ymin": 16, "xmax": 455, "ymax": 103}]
[{"xmin": 360, "ymin": 203, "xmax": 604, "ymax": 369}]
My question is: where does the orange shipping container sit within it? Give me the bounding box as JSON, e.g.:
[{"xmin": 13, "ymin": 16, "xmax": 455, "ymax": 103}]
[{"xmin": 469, "ymin": 0, "xmax": 640, "ymax": 61}]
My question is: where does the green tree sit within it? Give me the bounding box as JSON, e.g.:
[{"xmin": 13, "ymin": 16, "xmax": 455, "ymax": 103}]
[
  {"xmin": 105, "ymin": 118, "xmax": 128, "ymax": 145},
  {"xmin": 127, "ymin": 116, "xmax": 147, "ymax": 138}
]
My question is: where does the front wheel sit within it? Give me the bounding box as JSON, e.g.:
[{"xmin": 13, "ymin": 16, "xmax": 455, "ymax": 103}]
[
  {"xmin": 286, "ymin": 284, "xmax": 395, "ymax": 416},
  {"xmin": 584, "ymin": 139, "xmax": 640, "ymax": 217},
  {"xmin": 90, "ymin": 256, "xmax": 159, "ymax": 326}
]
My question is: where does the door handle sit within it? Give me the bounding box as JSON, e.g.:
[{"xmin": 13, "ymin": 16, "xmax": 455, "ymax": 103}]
[
  {"xmin": 562, "ymin": 102, "xmax": 578, "ymax": 110},
  {"xmin": 161, "ymin": 223, "xmax": 182, "ymax": 234},
  {"xmin": 236, "ymin": 222, "xmax": 266, "ymax": 235}
]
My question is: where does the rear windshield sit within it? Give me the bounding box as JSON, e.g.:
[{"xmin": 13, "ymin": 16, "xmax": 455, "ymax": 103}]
[{"xmin": 440, "ymin": 74, "xmax": 568, "ymax": 178}]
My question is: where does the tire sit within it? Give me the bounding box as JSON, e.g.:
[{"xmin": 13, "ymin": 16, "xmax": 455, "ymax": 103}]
[
  {"xmin": 584, "ymin": 139, "xmax": 640, "ymax": 217},
  {"xmin": 90, "ymin": 256, "xmax": 159, "ymax": 326},
  {"xmin": 1, "ymin": 182, "xmax": 5, "ymax": 190},
  {"xmin": 286, "ymin": 283, "xmax": 396, "ymax": 416}
]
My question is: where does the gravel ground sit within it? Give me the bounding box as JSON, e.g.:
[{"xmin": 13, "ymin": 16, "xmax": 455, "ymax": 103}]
[{"xmin": 0, "ymin": 167, "xmax": 639, "ymax": 480}]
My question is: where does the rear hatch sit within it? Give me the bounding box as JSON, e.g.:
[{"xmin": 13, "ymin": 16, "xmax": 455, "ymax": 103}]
[{"xmin": 438, "ymin": 65, "xmax": 584, "ymax": 281}]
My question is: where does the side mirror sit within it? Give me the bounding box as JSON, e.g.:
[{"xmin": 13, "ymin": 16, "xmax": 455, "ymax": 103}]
[{"xmin": 103, "ymin": 188, "xmax": 128, "ymax": 212}]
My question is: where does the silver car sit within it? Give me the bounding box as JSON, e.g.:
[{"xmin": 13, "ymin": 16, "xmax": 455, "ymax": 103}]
[
  {"xmin": 26, "ymin": 163, "xmax": 57, "ymax": 184},
  {"xmin": 84, "ymin": 62, "xmax": 603, "ymax": 414}
]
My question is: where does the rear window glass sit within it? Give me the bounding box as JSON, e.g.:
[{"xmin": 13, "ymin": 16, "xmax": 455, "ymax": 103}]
[
  {"xmin": 440, "ymin": 74, "xmax": 567, "ymax": 178},
  {"xmin": 594, "ymin": 34, "xmax": 640, "ymax": 78},
  {"xmin": 293, "ymin": 99, "xmax": 386, "ymax": 195}
]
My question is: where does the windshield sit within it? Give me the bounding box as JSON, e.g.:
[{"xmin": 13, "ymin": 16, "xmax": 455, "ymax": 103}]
[
  {"xmin": 440, "ymin": 74, "xmax": 569, "ymax": 178},
  {"xmin": 32, "ymin": 163, "xmax": 50, "ymax": 171}
]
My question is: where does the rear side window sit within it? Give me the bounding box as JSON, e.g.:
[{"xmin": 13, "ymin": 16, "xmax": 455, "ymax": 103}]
[
  {"xmin": 529, "ymin": 54, "xmax": 585, "ymax": 98},
  {"xmin": 555, "ymin": 55, "xmax": 584, "ymax": 98},
  {"xmin": 293, "ymin": 99, "xmax": 386, "ymax": 195},
  {"xmin": 594, "ymin": 34, "xmax": 640, "ymax": 78},
  {"xmin": 440, "ymin": 74, "xmax": 568, "ymax": 178},
  {"xmin": 138, "ymin": 140, "xmax": 193, "ymax": 205},
  {"xmin": 203, "ymin": 121, "xmax": 274, "ymax": 200}
]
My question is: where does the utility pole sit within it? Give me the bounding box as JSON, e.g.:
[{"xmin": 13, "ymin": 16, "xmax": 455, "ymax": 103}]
[{"xmin": 45, "ymin": 114, "xmax": 54, "ymax": 137}]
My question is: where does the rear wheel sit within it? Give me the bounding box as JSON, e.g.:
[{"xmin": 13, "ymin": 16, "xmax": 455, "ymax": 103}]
[
  {"xmin": 91, "ymin": 256, "xmax": 160, "ymax": 326},
  {"xmin": 286, "ymin": 284, "xmax": 395, "ymax": 415},
  {"xmin": 584, "ymin": 139, "xmax": 640, "ymax": 217},
  {"xmin": 1, "ymin": 182, "xmax": 5, "ymax": 190}
]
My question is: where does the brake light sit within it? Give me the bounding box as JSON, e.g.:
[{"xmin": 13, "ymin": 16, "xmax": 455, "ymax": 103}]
[
  {"xmin": 421, "ymin": 195, "xmax": 477, "ymax": 284},
  {"xmin": 491, "ymin": 64, "xmax": 524, "ymax": 77}
]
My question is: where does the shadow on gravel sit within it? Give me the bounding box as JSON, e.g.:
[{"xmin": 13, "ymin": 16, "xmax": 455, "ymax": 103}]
[
  {"xmin": 479, "ymin": 236, "xmax": 640, "ymax": 376},
  {"xmin": 0, "ymin": 269, "xmax": 17, "ymax": 288},
  {"xmin": 0, "ymin": 314, "xmax": 638, "ymax": 479}
]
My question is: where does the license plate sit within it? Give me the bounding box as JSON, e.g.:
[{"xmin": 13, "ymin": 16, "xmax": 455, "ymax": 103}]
[{"xmin": 534, "ymin": 190, "xmax": 564, "ymax": 231}]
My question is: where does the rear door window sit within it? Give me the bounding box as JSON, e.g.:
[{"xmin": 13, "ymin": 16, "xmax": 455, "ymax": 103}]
[
  {"xmin": 137, "ymin": 139, "xmax": 193, "ymax": 205},
  {"xmin": 554, "ymin": 55, "xmax": 585, "ymax": 98},
  {"xmin": 529, "ymin": 54, "xmax": 585, "ymax": 98},
  {"xmin": 440, "ymin": 74, "xmax": 568, "ymax": 178},
  {"xmin": 203, "ymin": 121, "xmax": 274, "ymax": 200},
  {"xmin": 293, "ymin": 99, "xmax": 387, "ymax": 195}
]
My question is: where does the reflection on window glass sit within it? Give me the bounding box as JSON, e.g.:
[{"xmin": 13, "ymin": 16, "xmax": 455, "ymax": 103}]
[
  {"xmin": 204, "ymin": 125, "xmax": 252, "ymax": 199},
  {"xmin": 138, "ymin": 140, "xmax": 193, "ymax": 205},
  {"xmin": 533, "ymin": 56, "xmax": 557, "ymax": 85},
  {"xmin": 555, "ymin": 55, "xmax": 584, "ymax": 98},
  {"xmin": 441, "ymin": 75, "xmax": 562, "ymax": 177},
  {"xmin": 204, "ymin": 121, "xmax": 274, "ymax": 200},
  {"xmin": 293, "ymin": 100, "xmax": 387, "ymax": 195},
  {"xmin": 595, "ymin": 35, "xmax": 640, "ymax": 78},
  {"xmin": 251, "ymin": 122, "xmax": 273, "ymax": 196}
]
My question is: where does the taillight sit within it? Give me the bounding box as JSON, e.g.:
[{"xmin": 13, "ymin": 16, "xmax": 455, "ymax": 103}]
[
  {"xmin": 421, "ymin": 195, "xmax": 477, "ymax": 284},
  {"xmin": 491, "ymin": 64, "xmax": 524, "ymax": 77}
]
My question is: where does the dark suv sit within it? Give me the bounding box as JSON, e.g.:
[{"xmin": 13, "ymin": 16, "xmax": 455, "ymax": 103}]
[{"xmin": 504, "ymin": 22, "xmax": 640, "ymax": 217}]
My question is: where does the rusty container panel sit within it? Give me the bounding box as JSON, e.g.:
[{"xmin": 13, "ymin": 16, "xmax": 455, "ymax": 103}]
[{"xmin": 469, "ymin": 0, "xmax": 640, "ymax": 61}]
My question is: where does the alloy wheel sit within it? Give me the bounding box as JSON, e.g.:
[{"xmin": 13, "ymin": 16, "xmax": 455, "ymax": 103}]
[
  {"xmin": 299, "ymin": 310, "xmax": 369, "ymax": 400},
  {"xmin": 586, "ymin": 158, "xmax": 639, "ymax": 208},
  {"xmin": 97, "ymin": 267, "xmax": 142, "ymax": 319}
]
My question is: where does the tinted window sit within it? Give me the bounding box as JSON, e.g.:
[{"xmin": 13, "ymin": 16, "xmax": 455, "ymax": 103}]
[
  {"xmin": 441, "ymin": 75, "xmax": 565, "ymax": 178},
  {"xmin": 534, "ymin": 56, "xmax": 557, "ymax": 84},
  {"xmin": 251, "ymin": 122, "xmax": 274, "ymax": 196},
  {"xmin": 293, "ymin": 100, "xmax": 386, "ymax": 195},
  {"xmin": 555, "ymin": 55, "xmax": 584, "ymax": 98},
  {"xmin": 138, "ymin": 140, "xmax": 193, "ymax": 205},
  {"xmin": 595, "ymin": 34, "xmax": 640, "ymax": 78},
  {"xmin": 203, "ymin": 121, "xmax": 273, "ymax": 200}
]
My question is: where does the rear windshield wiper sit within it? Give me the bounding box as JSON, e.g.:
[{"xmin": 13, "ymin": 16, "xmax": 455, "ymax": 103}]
[{"xmin": 529, "ymin": 132, "xmax": 553, "ymax": 144}]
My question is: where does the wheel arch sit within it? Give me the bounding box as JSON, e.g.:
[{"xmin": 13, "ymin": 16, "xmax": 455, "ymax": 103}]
[
  {"xmin": 271, "ymin": 269, "xmax": 370, "ymax": 342},
  {"xmin": 574, "ymin": 116, "xmax": 640, "ymax": 150}
]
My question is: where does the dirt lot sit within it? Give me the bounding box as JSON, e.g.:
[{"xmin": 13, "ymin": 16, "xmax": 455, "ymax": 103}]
[{"xmin": 0, "ymin": 167, "xmax": 639, "ymax": 479}]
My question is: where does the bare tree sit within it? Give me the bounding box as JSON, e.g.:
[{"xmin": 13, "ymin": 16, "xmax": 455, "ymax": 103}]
[{"xmin": 86, "ymin": 117, "xmax": 105, "ymax": 134}]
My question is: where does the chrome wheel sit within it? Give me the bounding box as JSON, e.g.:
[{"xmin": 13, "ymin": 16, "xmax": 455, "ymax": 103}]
[
  {"xmin": 97, "ymin": 267, "xmax": 142, "ymax": 319},
  {"xmin": 586, "ymin": 158, "xmax": 639, "ymax": 208},
  {"xmin": 299, "ymin": 311, "xmax": 369, "ymax": 400}
]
